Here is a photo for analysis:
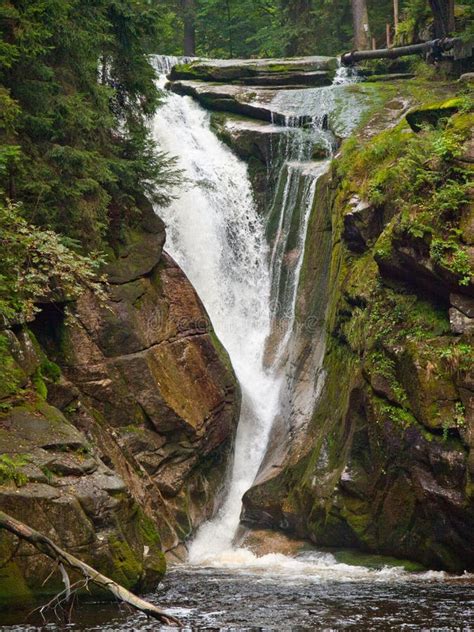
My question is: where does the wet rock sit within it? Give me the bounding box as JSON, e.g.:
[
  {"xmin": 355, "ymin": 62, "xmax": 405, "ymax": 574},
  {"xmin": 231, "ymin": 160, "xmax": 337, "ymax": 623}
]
[
  {"xmin": 398, "ymin": 341, "xmax": 459, "ymax": 431},
  {"xmin": 32, "ymin": 231, "xmax": 240, "ymax": 552},
  {"xmin": 364, "ymin": 73, "xmax": 415, "ymax": 82},
  {"xmin": 169, "ymin": 80, "xmax": 271, "ymax": 121},
  {"xmin": 451, "ymin": 293, "xmax": 474, "ymax": 318},
  {"xmin": 241, "ymin": 529, "xmax": 311, "ymax": 556},
  {"xmin": 105, "ymin": 197, "xmax": 166, "ymax": 285},
  {"xmin": 342, "ymin": 197, "xmax": 381, "ymax": 253},
  {"xmin": 0, "ymin": 401, "xmax": 165, "ymax": 604},
  {"xmin": 241, "ymin": 90, "xmax": 474, "ymax": 574},
  {"xmin": 46, "ymin": 377, "xmax": 79, "ymax": 411},
  {"xmin": 8, "ymin": 330, "xmax": 40, "ymax": 378},
  {"xmin": 459, "ymin": 73, "xmax": 474, "ymax": 84},
  {"xmin": 0, "ymin": 403, "xmax": 87, "ymax": 453},
  {"xmin": 168, "ymin": 80, "xmax": 311, "ymax": 125},
  {"xmin": 212, "ymin": 115, "xmax": 286, "ymax": 163},
  {"xmin": 375, "ymin": 231, "xmax": 474, "ymax": 301},
  {"xmin": 449, "ymin": 307, "xmax": 474, "ymax": 334},
  {"xmin": 169, "ymin": 56, "xmax": 338, "ymax": 85}
]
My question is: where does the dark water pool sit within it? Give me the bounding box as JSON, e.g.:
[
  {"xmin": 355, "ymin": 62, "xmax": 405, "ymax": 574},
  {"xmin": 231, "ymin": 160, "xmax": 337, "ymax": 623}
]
[{"xmin": 2, "ymin": 565, "xmax": 474, "ymax": 631}]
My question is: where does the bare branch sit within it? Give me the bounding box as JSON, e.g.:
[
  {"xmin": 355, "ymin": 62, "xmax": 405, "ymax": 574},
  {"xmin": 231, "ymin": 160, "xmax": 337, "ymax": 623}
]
[{"xmin": 0, "ymin": 510, "xmax": 180, "ymax": 626}]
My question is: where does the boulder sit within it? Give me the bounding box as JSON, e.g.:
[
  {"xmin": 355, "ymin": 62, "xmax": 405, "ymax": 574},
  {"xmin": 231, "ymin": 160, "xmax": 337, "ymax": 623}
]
[
  {"xmin": 169, "ymin": 56, "xmax": 338, "ymax": 85},
  {"xmin": 0, "ymin": 401, "xmax": 165, "ymax": 605},
  {"xmin": 375, "ymin": 230, "xmax": 474, "ymax": 301},
  {"xmin": 459, "ymin": 73, "xmax": 474, "ymax": 84},
  {"xmin": 450, "ymin": 307, "xmax": 474, "ymax": 334},
  {"xmin": 32, "ymin": 238, "xmax": 240, "ymax": 552},
  {"xmin": 342, "ymin": 196, "xmax": 382, "ymax": 253},
  {"xmin": 406, "ymin": 98, "xmax": 462, "ymax": 133}
]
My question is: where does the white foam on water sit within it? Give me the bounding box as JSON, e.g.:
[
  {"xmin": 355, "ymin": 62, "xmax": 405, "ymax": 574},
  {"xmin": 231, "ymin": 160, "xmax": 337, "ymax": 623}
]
[{"xmin": 185, "ymin": 547, "xmax": 463, "ymax": 584}]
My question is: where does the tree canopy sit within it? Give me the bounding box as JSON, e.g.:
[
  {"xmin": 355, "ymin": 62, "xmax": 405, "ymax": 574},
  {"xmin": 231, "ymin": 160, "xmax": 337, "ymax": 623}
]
[
  {"xmin": 165, "ymin": 0, "xmax": 471, "ymax": 59},
  {"xmin": 0, "ymin": 0, "xmax": 178, "ymax": 250}
]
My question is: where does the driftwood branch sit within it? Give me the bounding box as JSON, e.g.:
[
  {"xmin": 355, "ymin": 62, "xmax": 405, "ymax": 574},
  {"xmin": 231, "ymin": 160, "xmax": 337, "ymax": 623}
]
[
  {"xmin": 0, "ymin": 510, "xmax": 180, "ymax": 626},
  {"xmin": 341, "ymin": 37, "xmax": 460, "ymax": 65}
]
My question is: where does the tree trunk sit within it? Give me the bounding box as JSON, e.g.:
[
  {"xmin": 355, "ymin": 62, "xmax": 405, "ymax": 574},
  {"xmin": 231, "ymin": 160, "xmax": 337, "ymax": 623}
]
[
  {"xmin": 225, "ymin": 0, "xmax": 233, "ymax": 58},
  {"xmin": 351, "ymin": 0, "xmax": 371, "ymax": 50},
  {"xmin": 428, "ymin": 0, "xmax": 455, "ymax": 38},
  {"xmin": 393, "ymin": 0, "xmax": 399, "ymax": 31},
  {"xmin": 341, "ymin": 36, "xmax": 460, "ymax": 65},
  {"xmin": 182, "ymin": 0, "xmax": 196, "ymax": 56},
  {"xmin": 0, "ymin": 511, "xmax": 180, "ymax": 626}
]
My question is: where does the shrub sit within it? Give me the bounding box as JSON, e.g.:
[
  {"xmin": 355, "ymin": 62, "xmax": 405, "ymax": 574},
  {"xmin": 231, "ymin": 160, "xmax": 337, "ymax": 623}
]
[{"xmin": 0, "ymin": 201, "xmax": 107, "ymax": 323}]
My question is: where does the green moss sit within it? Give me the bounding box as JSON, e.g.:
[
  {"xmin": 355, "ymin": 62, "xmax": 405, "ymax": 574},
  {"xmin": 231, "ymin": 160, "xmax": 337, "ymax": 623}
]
[
  {"xmin": 209, "ymin": 328, "xmax": 235, "ymax": 375},
  {"xmin": 108, "ymin": 536, "xmax": 142, "ymax": 589},
  {"xmin": 375, "ymin": 399, "xmax": 418, "ymax": 430},
  {"xmin": 437, "ymin": 342, "xmax": 472, "ymax": 373},
  {"xmin": 430, "ymin": 238, "xmax": 472, "ymax": 286},
  {"xmin": 31, "ymin": 369, "xmax": 47, "ymax": 400},
  {"xmin": 0, "ymin": 557, "xmax": 33, "ymax": 605},
  {"xmin": 333, "ymin": 549, "xmax": 426, "ymax": 572},
  {"xmin": 40, "ymin": 358, "xmax": 61, "ymax": 382},
  {"xmin": 139, "ymin": 512, "xmax": 161, "ymax": 547},
  {"xmin": 340, "ymin": 498, "xmax": 375, "ymax": 544},
  {"xmin": 0, "ymin": 454, "xmax": 29, "ymax": 486},
  {"xmin": 138, "ymin": 513, "xmax": 166, "ymax": 579},
  {"xmin": 406, "ymin": 97, "xmax": 464, "ymax": 132},
  {"xmin": 0, "ymin": 334, "xmax": 25, "ymax": 400},
  {"xmin": 121, "ymin": 424, "xmax": 146, "ymax": 435}
]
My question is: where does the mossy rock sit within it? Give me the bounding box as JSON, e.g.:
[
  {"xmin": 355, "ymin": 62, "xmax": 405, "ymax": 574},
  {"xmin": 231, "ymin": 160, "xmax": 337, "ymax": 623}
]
[
  {"xmin": 332, "ymin": 548, "xmax": 426, "ymax": 572},
  {"xmin": 406, "ymin": 98, "xmax": 462, "ymax": 132}
]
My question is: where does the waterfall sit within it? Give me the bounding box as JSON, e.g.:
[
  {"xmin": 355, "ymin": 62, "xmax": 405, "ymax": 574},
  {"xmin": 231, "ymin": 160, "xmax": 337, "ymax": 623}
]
[
  {"xmin": 151, "ymin": 58, "xmax": 355, "ymax": 564},
  {"xmin": 152, "ymin": 62, "xmax": 283, "ymax": 560}
]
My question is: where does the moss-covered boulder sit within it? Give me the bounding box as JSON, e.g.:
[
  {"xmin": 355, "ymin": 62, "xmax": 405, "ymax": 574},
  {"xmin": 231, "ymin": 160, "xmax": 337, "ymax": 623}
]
[
  {"xmin": 0, "ymin": 190, "xmax": 241, "ymax": 605},
  {"xmin": 30, "ymin": 213, "xmax": 240, "ymax": 553},
  {"xmin": 406, "ymin": 98, "xmax": 462, "ymax": 132},
  {"xmin": 169, "ymin": 56, "xmax": 338, "ymax": 86}
]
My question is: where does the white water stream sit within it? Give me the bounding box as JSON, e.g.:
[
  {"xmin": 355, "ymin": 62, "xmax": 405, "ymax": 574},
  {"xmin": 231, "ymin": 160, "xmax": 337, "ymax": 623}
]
[
  {"xmin": 152, "ymin": 58, "xmax": 282, "ymax": 561},
  {"xmin": 151, "ymin": 57, "xmax": 357, "ymax": 568}
]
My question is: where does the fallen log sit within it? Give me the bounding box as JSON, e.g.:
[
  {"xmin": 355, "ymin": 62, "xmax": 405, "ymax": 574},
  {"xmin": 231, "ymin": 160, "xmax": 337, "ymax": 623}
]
[
  {"xmin": 0, "ymin": 510, "xmax": 181, "ymax": 626},
  {"xmin": 341, "ymin": 37, "xmax": 461, "ymax": 66}
]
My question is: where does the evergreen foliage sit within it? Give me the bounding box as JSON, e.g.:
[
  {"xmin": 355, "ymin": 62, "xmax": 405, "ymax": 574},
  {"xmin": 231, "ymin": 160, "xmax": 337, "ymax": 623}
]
[
  {"xmin": 0, "ymin": 201, "xmax": 107, "ymax": 322},
  {"xmin": 168, "ymin": 1, "xmax": 470, "ymax": 59},
  {"xmin": 0, "ymin": 0, "xmax": 177, "ymax": 250},
  {"xmin": 0, "ymin": 0, "xmax": 180, "ymax": 321}
]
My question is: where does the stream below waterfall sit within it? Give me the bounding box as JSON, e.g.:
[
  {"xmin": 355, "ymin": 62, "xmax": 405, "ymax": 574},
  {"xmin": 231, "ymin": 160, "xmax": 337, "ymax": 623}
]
[
  {"xmin": 3, "ymin": 562, "xmax": 473, "ymax": 630},
  {"xmin": 3, "ymin": 58, "xmax": 473, "ymax": 631}
]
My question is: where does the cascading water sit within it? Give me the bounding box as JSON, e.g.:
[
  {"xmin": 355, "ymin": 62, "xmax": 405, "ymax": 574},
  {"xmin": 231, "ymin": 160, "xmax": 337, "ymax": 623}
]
[{"xmin": 151, "ymin": 57, "xmax": 359, "ymax": 565}]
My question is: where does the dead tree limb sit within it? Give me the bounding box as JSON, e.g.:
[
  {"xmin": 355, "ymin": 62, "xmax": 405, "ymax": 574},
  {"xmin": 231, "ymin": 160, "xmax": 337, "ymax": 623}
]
[
  {"xmin": 0, "ymin": 510, "xmax": 181, "ymax": 626},
  {"xmin": 341, "ymin": 37, "xmax": 460, "ymax": 65}
]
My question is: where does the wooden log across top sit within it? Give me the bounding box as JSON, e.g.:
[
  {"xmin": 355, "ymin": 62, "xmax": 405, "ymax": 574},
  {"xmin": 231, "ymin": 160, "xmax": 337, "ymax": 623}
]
[{"xmin": 341, "ymin": 37, "xmax": 461, "ymax": 66}]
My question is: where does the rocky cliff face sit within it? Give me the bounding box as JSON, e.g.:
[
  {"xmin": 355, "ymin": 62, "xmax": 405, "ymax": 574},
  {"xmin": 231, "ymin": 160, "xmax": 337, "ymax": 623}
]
[
  {"xmin": 0, "ymin": 199, "xmax": 240, "ymax": 604},
  {"xmin": 165, "ymin": 58, "xmax": 473, "ymax": 572},
  {"xmin": 242, "ymin": 95, "xmax": 474, "ymax": 572}
]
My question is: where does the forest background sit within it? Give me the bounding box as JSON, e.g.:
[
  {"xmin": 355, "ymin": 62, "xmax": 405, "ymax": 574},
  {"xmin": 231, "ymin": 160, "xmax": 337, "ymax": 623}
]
[{"xmin": 0, "ymin": 0, "xmax": 472, "ymax": 322}]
